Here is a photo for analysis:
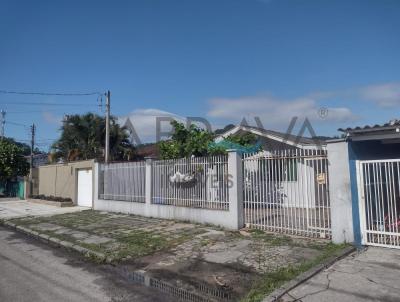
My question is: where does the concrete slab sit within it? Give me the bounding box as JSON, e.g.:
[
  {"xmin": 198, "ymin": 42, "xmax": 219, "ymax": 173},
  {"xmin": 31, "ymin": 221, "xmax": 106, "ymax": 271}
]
[
  {"xmin": 0, "ymin": 200, "xmax": 88, "ymax": 220},
  {"xmin": 280, "ymin": 247, "xmax": 400, "ymax": 302}
]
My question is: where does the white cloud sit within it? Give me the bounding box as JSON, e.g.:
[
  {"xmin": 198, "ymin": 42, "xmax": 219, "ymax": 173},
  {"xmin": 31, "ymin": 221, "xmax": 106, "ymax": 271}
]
[
  {"xmin": 116, "ymin": 80, "xmax": 399, "ymax": 143},
  {"xmin": 359, "ymin": 82, "xmax": 400, "ymax": 107},
  {"xmin": 118, "ymin": 108, "xmax": 185, "ymax": 144},
  {"xmin": 42, "ymin": 111, "xmax": 62, "ymax": 125},
  {"xmin": 207, "ymin": 95, "xmax": 356, "ymax": 129}
]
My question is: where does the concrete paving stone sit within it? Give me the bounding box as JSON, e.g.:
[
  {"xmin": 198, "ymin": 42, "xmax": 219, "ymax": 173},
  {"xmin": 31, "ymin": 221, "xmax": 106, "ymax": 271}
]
[
  {"xmin": 70, "ymin": 231, "xmax": 90, "ymax": 240},
  {"xmin": 33, "ymin": 223, "xmax": 63, "ymax": 232},
  {"xmin": 0, "ymin": 199, "xmax": 87, "ymax": 219},
  {"xmin": 82, "ymin": 235, "xmax": 114, "ymax": 245},
  {"xmin": 54, "ymin": 228, "xmax": 75, "ymax": 235},
  {"xmin": 281, "ymin": 247, "xmax": 400, "ymax": 302}
]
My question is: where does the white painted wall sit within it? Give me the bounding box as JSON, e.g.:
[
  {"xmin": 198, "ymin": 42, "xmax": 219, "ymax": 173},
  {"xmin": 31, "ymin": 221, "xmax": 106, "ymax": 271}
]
[
  {"xmin": 327, "ymin": 140, "xmax": 354, "ymax": 244},
  {"xmin": 93, "ymin": 151, "xmax": 244, "ymax": 230},
  {"xmin": 281, "ymin": 162, "xmax": 316, "ymax": 208},
  {"xmin": 244, "ymin": 160, "xmax": 317, "ymax": 208}
]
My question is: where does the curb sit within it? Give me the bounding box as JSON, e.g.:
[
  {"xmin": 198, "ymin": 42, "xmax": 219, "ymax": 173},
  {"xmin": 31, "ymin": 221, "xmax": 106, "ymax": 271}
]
[
  {"xmin": 262, "ymin": 245, "xmax": 356, "ymax": 302},
  {"xmin": 1, "ymin": 219, "xmax": 107, "ymax": 262}
]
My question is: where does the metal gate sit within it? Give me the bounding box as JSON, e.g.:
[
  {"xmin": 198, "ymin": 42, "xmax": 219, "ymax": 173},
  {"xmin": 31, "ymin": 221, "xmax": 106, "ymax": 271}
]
[
  {"xmin": 243, "ymin": 149, "xmax": 331, "ymax": 238},
  {"xmin": 357, "ymin": 159, "xmax": 400, "ymax": 249}
]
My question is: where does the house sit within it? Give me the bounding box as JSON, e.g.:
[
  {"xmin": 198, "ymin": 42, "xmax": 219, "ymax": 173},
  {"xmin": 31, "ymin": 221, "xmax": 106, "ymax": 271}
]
[
  {"xmin": 135, "ymin": 143, "xmax": 159, "ymax": 159},
  {"xmin": 215, "ymin": 125, "xmax": 326, "ymax": 151},
  {"xmin": 24, "ymin": 153, "xmax": 49, "ymax": 168},
  {"xmin": 328, "ymin": 119, "xmax": 400, "ymax": 247},
  {"xmin": 217, "ymin": 125, "xmax": 328, "ymax": 209}
]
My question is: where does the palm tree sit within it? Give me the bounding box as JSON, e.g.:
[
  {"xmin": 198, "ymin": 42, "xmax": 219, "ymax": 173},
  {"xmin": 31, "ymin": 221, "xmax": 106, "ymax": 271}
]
[{"xmin": 51, "ymin": 113, "xmax": 135, "ymax": 162}]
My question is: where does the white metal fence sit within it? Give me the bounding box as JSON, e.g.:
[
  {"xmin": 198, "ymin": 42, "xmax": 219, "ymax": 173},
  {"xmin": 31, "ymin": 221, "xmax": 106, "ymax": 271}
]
[
  {"xmin": 151, "ymin": 155, "xmax": 230, "ymax": 210},
  {"xmin": 98, "ymin": 161, "xmax": 146, "ymax": 202},
  {"xmin": 358, "ymin": 159, "xmax": 400, "ymax": 249},
  {"xmin": 243, "ymin": 149, "xmax": 331, "ymax": 238}
]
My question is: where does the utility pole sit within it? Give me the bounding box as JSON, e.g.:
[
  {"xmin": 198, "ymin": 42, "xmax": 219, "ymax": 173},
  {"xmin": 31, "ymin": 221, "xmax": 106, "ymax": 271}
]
[
  {"xmin": 105, "ymin": 90, "xmax": 110, "ymax": 163},
  {"xmin": 29, "ymin": 124, "xmax": 36, "ymax": 196},
  {"xmin": 0, "ymin": 110, "xmax": 5, "ymax": 139}
]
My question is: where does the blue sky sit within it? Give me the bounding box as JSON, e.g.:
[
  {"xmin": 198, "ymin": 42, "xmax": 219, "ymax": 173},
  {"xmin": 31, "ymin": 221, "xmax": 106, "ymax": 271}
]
[{"xmin": 1, "ymin": 0, "xmax": 399, "ymax": 148}]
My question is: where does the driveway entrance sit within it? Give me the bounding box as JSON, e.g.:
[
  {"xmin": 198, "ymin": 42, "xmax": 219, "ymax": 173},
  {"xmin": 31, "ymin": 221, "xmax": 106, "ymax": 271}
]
[{"xmin": 0, "ymin": 199, "xmax": 87, "ymax": 219}]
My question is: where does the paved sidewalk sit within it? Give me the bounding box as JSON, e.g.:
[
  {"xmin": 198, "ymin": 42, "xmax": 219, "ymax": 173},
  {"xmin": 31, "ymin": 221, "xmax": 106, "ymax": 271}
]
[
  {"xmin": 280, "ymin": 247, "xmax": 400, "ymax": 302},
  {"xmin": 0, "ymin": 199, "xmax": 87, "ymax": 219},
  {"xmin": 7, "ymin": 210, "xmax": 347, "ymax": 301}
]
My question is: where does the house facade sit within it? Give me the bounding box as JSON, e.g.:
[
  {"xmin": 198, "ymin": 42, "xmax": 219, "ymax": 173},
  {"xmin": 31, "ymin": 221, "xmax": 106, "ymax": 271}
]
[{"xmin": 328, "ymin": 119, "xmax": 400, "ymax": 247}]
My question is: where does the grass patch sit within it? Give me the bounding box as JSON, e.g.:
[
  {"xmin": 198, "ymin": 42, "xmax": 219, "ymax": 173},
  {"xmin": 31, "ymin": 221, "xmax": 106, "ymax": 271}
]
[
  {"xmin": 240, "ymin": 243, "xmax": 349, "ymax": 302},
  {"xmin": 249, "ymin": 229, "xmax": 294, "ymax": 246},
  {"xmin": 8, "ymin": 210, "xmax": 203, "ymax": 263}
]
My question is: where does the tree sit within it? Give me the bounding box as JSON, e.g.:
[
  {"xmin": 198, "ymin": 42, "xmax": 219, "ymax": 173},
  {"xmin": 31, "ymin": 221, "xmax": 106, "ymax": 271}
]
[
  {"xmin": 0, "ymin": 139, "xmax": 30, "ymax": 182},
  {"xmin": 225, "ymin": 132, "xmax": 258, "ymax": 146},
  {"xmin": 159, "ymin": 120, "xmax": 215, "ymax": 159},
  {"xmin": 159, "ymin": 121, "xmax": 259, "ymax": 159},
  {"xmin": 2, "ymin": 137, "xmax": 40, "ymax": 156},
  {"xmin": 51, "ymin": 113, "xmax": 135, "ymax": 162}
]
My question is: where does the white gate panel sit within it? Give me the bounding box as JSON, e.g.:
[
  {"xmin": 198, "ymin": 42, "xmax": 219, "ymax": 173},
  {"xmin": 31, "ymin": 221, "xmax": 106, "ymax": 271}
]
[
  {"xmin": 243, "ymin": 149, "xmax": 331, "ymax": 238},
  {"xmin": 358, "ymin": 159, "xmax": 400, "ymax": 249},
  {"xmin": 77, "ymin": 169, "xmax": 93, "ymax": 207}
]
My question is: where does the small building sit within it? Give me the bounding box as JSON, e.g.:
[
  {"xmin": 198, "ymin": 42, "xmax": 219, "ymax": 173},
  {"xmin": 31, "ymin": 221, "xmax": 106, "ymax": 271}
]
[
  {"xmin": 328, "ymin": 119, "xmax": 400, "ymax": 248},
  {"xmin": 32, "ymin": 160, "xmax": 95, "ymax": 207},
  {"xmin": 25, "ymin": 153, "xmax": 49, "ymax": 167}
]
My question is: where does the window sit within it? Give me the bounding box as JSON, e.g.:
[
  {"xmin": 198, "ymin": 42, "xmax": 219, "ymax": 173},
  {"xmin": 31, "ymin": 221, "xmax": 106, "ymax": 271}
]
[{"xmin": 285, "ymin": 159, "xmax": 298, "ymax": 182}]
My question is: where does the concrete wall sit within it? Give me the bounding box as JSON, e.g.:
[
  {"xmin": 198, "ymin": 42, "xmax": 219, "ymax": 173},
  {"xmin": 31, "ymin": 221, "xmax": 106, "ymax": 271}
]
[
  {"xmin": 94, "ymin": 151, "xmax": 245, "ymax": 230},
  {"xmin": 327, "ymin": 140, "xmax": 354, "ymax": 244},
  {"xmin": 36, "ymin": 160, "xmax": 95, "ymax": 205}
]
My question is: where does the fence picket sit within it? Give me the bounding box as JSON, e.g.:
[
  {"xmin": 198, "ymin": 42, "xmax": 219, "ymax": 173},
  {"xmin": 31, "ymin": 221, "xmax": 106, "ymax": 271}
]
[{"xmin": 243, "ymin": 149, "xmax": 331, "ymax": 238}]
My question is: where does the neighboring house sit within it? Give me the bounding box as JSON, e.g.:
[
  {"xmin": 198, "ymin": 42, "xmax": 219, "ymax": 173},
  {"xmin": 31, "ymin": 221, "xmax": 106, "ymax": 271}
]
[
  {"xmin": 215, "ymin": 125, "xmax": 326, "ymax": 151},
  {"xmin": 24, "ymin": 153, "xmax": 49, "ymax": 168},
  {"xmin": 33, "ymin": 160, "xmax": 95, "ymax": 207},
  {"xmin": 135, "ymin": 143, "xmax": 159, "ymax": 159},
  {"xmin": 328, "ymin": 119, "xmax": 400, "ymax": 247},
  {"xmin": 216, "ymin": 125, "xmax": 328, "ymax": 209}
]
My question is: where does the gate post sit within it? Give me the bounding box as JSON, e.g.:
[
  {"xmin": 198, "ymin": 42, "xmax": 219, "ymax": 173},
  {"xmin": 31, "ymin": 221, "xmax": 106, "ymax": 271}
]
[
  {"xmin": 145, "ymin": 158, "xmax": 153, "ymax": 205},
  {"xmin": 326, "ymin": 140, "xmax": 355, "ymax": 244},
  {"xmin": 227, "ymin": 150, "xmax": 244, "ymax": 229},
  {"xmin": 356, "ymin": 160, "xmax": 366, "ymax": 246}
]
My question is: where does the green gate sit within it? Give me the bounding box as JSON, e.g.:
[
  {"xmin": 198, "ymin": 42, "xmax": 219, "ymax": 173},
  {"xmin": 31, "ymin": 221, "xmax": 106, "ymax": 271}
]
[{"xmin": 0, "ymin": 180, "xmax": 24, "ymax": 199}]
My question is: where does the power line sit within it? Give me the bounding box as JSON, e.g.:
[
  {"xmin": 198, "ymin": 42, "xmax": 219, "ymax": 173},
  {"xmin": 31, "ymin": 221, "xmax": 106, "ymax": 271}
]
[
  {"xmin": 0, "ymin": 90, "xmax": 102, "ymax": 96},
  {"xmin": 5, "ymin": 120, "xmax": 30, "ymax": 128},
  {"xmin": 0, "ymin": 101, "xmax": 99, "ymax": 107},
  {"xmin": 6, "ymin": 109, "xmax": 73, "ymax": 114}
]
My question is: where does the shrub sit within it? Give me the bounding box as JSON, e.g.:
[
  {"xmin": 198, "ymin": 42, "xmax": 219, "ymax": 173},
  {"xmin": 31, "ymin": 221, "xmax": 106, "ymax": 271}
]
[{"xmin": 31, "ymin": 195, "xmax": 72, "ymax": 203}]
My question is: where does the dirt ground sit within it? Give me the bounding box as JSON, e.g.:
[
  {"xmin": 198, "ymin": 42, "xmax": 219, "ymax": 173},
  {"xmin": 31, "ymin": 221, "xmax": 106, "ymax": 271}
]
[{"xmin": 7, "ymin": 210, "xmax": 345, "ymax": 302}]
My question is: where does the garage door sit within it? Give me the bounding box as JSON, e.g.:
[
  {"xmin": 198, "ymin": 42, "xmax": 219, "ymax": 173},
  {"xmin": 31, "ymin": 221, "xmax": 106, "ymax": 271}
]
[{"xmin": 77, "ymin": 169, "xmax": 93, "ymax": 207}]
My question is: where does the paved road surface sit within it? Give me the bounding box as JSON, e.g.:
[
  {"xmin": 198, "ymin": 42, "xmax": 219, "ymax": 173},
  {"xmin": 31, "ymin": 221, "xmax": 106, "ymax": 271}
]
[
  {"xmin": 0, "ymin": 227, "xmax": 170, "ymax": 302},
  {"xmin": 0, "ymin": 199, "xmax": 87, "ymax": 219},
  {"xmin": 280, "ymin": 247, "xmax": 400, "ymax": 302}
]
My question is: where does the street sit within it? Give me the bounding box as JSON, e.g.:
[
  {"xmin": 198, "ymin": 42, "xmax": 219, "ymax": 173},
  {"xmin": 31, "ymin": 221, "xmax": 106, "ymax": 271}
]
[{"xmin": 0, "ymin": 226, "xmax": 169, "ymax": 302}]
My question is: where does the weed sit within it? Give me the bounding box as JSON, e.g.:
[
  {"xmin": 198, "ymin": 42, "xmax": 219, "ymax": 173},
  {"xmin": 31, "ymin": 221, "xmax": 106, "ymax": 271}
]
[{"xmin": 240, "ymin": 243, "xmax": 349, "ymax": 302}]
